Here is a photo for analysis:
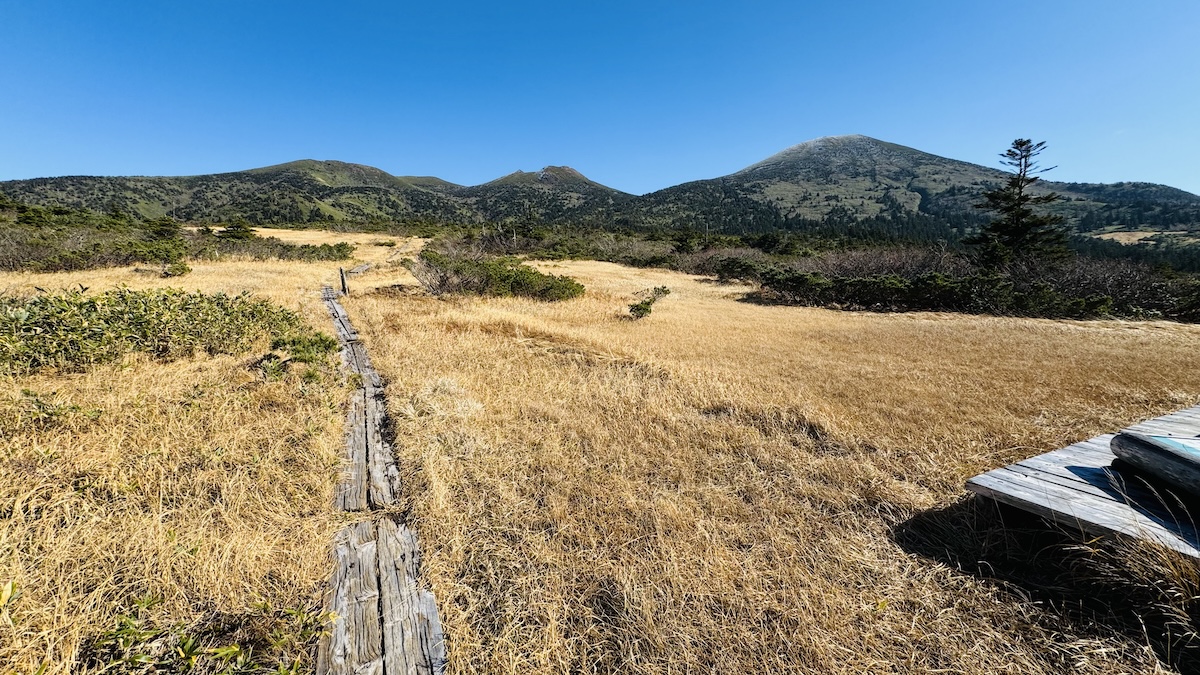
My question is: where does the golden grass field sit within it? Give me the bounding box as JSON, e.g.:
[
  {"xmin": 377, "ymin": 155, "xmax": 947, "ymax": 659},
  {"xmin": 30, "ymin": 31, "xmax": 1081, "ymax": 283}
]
[
  {"xmin": 344, "ymin": 259, "xmax": 1200, "ymax": 674},
  {"xmin": 0, "ymin": 230, "xmax": 410, "ymax": 673},
  {"xmin": 3, "ymin": 231, "xmax": 1200, "ymax": 673}
]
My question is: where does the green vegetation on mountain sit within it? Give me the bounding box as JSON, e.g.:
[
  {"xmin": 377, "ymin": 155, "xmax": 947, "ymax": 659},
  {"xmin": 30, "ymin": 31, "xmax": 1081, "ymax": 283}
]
[
  {"xmin": 0, "ymin": 194, "xmax": 353, "ymax": 272},
  {"xmin": 7, "ymin": 136, "xmax": 1197, "ymax": 246}
]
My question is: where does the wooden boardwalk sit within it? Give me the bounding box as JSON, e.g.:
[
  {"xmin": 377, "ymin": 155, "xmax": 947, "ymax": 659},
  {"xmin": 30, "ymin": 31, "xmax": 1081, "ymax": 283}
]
[
  {"xmin": 967, "ymin": 404, "xmax": 1200, "ymax": 559},
  {"xmin": 317, "ymin": 287, "xmax": 446, "ymax": 675}
]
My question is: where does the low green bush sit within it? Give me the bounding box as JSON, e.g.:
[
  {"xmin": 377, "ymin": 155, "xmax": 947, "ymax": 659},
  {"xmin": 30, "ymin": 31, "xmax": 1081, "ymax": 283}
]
[
  {"xmin": 271, "ymin": 333, "xmax": 340, "ymax": 363},
  {"xmin": 0, "ymin": 288, "xmax": 335, "ymax": 374},
  {"xmin": 629, "ymin": 286, "xmax": 671, "ymax": 319},
  {"xmin": 188, "ymin": 232, "xmax": 355, "ymax": 262},
  {"xmin": 408, "ymin": 250, "xmax": 585, "ymax": 301},
  {"xmin": 162, "ymin": 262, "xmax": 192, "ymax": 277}
]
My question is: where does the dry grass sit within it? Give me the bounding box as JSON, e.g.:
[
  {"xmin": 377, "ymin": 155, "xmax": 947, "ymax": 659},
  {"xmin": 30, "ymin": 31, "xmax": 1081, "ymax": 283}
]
[
  {"xmin": 4, "ymin": 247, "xmax": 1199, "ymax": 673},
  {"xmin": 1094, "ymin": 230, "xmax": 1200, "ymax": 246},
  {"xmin": 182, "ymin": 226, "xmax": 423, "ymax": 266},
  {"xmin": 0, "ymin": 251, "xmax": 416, "ymax": 673},
  {"xmin": 342, "ymin": 259, "xmax": 1200, "ymax": 674}
]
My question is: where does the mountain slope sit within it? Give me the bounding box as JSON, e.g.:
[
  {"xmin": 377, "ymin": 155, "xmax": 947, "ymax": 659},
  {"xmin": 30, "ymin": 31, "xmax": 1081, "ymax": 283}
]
[
  {"xmin": 3, "ymin": 137, "xmax": 1198, "ymax": 236},
  {"xmin": 0, "ymin": 161, "xmax": 633, "ymax": 226},
  {"xmin": 628, "ymin": 135, "xmax": 1200, "ymax": 235},
  {"xmin": 459, "ymin": 166, "xmax": 634, "ymax": 224}
]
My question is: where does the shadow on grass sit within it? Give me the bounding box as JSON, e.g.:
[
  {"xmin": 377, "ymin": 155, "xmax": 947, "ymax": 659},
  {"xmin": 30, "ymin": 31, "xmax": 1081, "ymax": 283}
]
[{"xmin": 893, "ymin": 495, "xmax": 1200, "ymax": 674}]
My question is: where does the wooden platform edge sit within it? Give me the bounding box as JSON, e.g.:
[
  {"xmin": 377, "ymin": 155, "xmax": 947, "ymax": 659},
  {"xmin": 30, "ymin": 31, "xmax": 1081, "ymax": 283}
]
[
  {"xmin": 966, "ymin": 404, "xmax": 1200, "ymax": 560},
  {"xmin": 318, "ymin": 286, "xmax": 447, "ymax": 675}
]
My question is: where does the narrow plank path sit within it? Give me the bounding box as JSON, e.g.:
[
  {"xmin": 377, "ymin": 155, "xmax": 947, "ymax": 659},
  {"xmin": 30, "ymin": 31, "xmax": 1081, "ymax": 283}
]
[
  {"xmin": 317, "ymin": 286, "xmax": 446, "ymax": 675},
  {"xmin": 967, "ymin": 404, "xmax": 1200, "ymax": 558}
]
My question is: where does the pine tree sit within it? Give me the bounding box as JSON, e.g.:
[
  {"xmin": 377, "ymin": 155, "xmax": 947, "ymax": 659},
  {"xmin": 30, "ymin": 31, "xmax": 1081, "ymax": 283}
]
[
  {"xmin": 216, "ymin": 217, "xmax": 256, "ymax": 240},
  {"xmin": 966, "ymin": 139, "xmax": 1070, "ymax": 266}
]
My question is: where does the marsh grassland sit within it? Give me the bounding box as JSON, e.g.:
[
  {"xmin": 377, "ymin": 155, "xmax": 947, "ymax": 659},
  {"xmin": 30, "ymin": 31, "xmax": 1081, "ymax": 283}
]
[
  {"xmin": 3, "ymin": 242, "xmax": 1199, "ymax": 673},
  {"xmin": 346, "ymin": 260, "xmax": 1200, "ymax": 674}
]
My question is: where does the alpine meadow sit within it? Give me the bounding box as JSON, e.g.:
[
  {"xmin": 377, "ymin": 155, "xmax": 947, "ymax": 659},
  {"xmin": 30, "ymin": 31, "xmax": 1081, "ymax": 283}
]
[{"xmin": 4, "ymin": 2, "xmax": 1200, "ymax": 672}]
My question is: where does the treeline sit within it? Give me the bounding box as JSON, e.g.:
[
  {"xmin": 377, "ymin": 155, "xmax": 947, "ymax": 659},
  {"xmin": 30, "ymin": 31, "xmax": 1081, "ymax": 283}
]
[
  {"xmin": 425, "ymin": 221, "xmax": 1198, "ymax": 321},
  {"xmin": 748, "ymin": 253, "xmax": 1200, "ymax": 322},
  {"xmin": 0, "ymin": 194, "xmax": 354, "ymax": 272}
]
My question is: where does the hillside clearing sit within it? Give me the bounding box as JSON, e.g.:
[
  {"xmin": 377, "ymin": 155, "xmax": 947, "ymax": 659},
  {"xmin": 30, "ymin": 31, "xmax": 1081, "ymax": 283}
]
[{"xmin": 343, "ymin": 259, "xmax": 1200, "ymax": 673}]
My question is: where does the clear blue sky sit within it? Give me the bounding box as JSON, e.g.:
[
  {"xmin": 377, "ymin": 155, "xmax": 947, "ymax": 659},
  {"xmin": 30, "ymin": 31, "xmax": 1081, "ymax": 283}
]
[{"xmin": 2, "ymin": 1, "xmax": 1198, "ymax": 196}]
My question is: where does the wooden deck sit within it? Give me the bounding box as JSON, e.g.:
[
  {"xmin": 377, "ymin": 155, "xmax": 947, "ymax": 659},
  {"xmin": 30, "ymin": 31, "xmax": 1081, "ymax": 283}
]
[
  {"xmin": 967, "ymin": 404, "xmax": 1200, "ymax": 559},
  {"xmin": 318, "ymin": 287, "xmax": 446, "ymax": 675}
]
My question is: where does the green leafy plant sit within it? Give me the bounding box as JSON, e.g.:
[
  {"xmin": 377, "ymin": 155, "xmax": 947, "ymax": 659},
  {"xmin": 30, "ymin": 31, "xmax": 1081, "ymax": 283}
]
[
  {"xmin": 82, "ymin": 600, "xmax": 332, "ymax": 674},
  {"xmin": 271, "ymin": 333, "xmax": 339, "ymax": 364},
  {"xmin": 0, "ymin": 288, "xmax": 334, "ymax": 375}
]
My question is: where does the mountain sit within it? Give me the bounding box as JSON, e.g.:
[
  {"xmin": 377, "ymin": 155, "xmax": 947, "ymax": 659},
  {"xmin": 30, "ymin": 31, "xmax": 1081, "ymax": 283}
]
[
  {"xmin": 0, "ymin": 160, "xmax": 474, "ymax": 224},
  {"xmin": 0, "ymin": 159, "xmax": 631, "ymax": 226},
  {"xmin": 458, "ymin": 166, "xmax": 634, "ymax": 224},
  {"xmin": 629, "ymin": 135, "xmax": 1200, "ymax": 236},
  {"xmin": 3, "ymin": 136, "xmax": 1198, "ymax": 237}
]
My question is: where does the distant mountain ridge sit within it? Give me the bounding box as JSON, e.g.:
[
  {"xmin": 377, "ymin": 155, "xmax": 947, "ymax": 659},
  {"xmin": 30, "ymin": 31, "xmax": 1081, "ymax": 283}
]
[{"xmin": 3, "ymin": 136, "xmax": 1198, "ymax": 236}]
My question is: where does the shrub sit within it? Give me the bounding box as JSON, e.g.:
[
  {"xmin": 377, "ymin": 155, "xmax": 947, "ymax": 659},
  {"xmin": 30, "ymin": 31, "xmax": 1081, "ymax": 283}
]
[
  {"xmin": 754, "ymin": 247, "xmax": 1200, "ymax": 322},
  {"xmin": 629, "ymin": 286, "xmax": 671, "ymax": 319},
  {"xmin": 188, "ymin": 234, "xmax": 355, "ymax": 262},
  {"xmin": 705, "ymin": 255, "xmax": 772, "ymax": 282},
  {"xmin": 407, "ymin": 250, "xmax": 585, "ymax": 301},
  {"xmin": 0, "ymin": 288, "xmax": 333, "ymax": 374},
  {"xmin": 271, "ymin": 333, "xmax": 340, "ymax": 364},
  {"xmin": 162, "ymin": 262, "xmax": 192, "ymax": 277}
]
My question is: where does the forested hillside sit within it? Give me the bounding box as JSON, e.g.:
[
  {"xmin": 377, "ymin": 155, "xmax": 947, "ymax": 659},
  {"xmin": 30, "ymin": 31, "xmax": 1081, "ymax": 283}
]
[{"xmin": 4, "ymin": 136, "xmax": 1199, "ymax": 258}]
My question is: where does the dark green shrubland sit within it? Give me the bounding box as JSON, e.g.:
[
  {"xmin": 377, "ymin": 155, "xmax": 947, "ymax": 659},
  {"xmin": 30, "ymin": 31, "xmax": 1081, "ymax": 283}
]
[
  {"xmin": 406, "ymin": 249, "xmax": 584, "ymax": 301},
  {"xmin": 0, "ymin": 194, "xmax": 355, "ymax": 272},
  {"xmin": 755, "ymin": 252, "xmax": 1200, "ymax": 321}
]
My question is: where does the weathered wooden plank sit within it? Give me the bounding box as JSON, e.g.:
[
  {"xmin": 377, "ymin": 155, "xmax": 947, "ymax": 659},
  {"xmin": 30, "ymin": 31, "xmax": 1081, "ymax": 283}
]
[
  {"xmin": 967, "ymin": 472, "xmax": 1141, "ymax": 541},
  {"xmin": 377, "ymin": 518, "xmax": 447, "ymax": 675},
  {"xmin": 1153, "ymin": 407, "xmax": 1200, "ymax": 424},
  {"xmin": 1127, "ymin": 411, "xmax": 1200, "ymax": 437},
  {"xmin": 349, "ymin": 263, "xmax": 373, "ymax": 275},
  {"xmin": 354, "ymin": 346, "xmax": 383, "ymax": 388},
  {"xmin": 1001, "ymin": 459, "xmax": 1190, "ymax": 524},
  {"xmin": 1130, "ymin": 420, "xmax": 1200, "ymax": 438},
  {"xmin": 335, "ymin": 391, "xmax": 370, "ymax": 512},
  {"xmin": 317, "ymin": 522, "xmax": 385, "ymax": 675},
  {"xmin": 366, "ymin": 391, "xmax": 398, "ymax": 508},
  {"xmin": 967, "ymin": 471, "xmax": 1200, "ymax": 557},
  {"xmin": 987, "ymin": 460, "xmax": 1183, "ymax": 526}
]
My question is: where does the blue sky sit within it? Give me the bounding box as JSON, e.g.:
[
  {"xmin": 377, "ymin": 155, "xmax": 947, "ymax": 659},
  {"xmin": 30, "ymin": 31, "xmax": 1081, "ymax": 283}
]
[{"xmin": 2, "ymin": 1, "xmax": 1198, "ymax": 195}]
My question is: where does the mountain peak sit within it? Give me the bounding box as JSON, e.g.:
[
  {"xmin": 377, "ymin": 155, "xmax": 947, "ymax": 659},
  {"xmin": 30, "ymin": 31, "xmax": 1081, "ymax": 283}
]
[
  {"xmin": 735, "ymin": 135, "xmax": 899, "ymax": 176},
  {"xmin": 486, "ymin": 165, "xmax": 606, "ymax": 188},
  {"xmin": 245, "ymin": 159, "xmax": 406, "ymax": 189}
]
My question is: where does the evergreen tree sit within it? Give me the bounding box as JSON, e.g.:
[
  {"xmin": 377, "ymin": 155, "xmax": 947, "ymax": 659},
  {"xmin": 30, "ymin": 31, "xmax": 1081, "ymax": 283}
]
[
  {"xmin": 216, "ymin": 217, "xmax": 256, "ymax": 240},
  {"xmin": 966, "ymin": 139, "xmax": 1070, "ymax": 266},
  {"xmin": 145, "ymin": 216, "xmax": 181, "ymax": 240}
]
